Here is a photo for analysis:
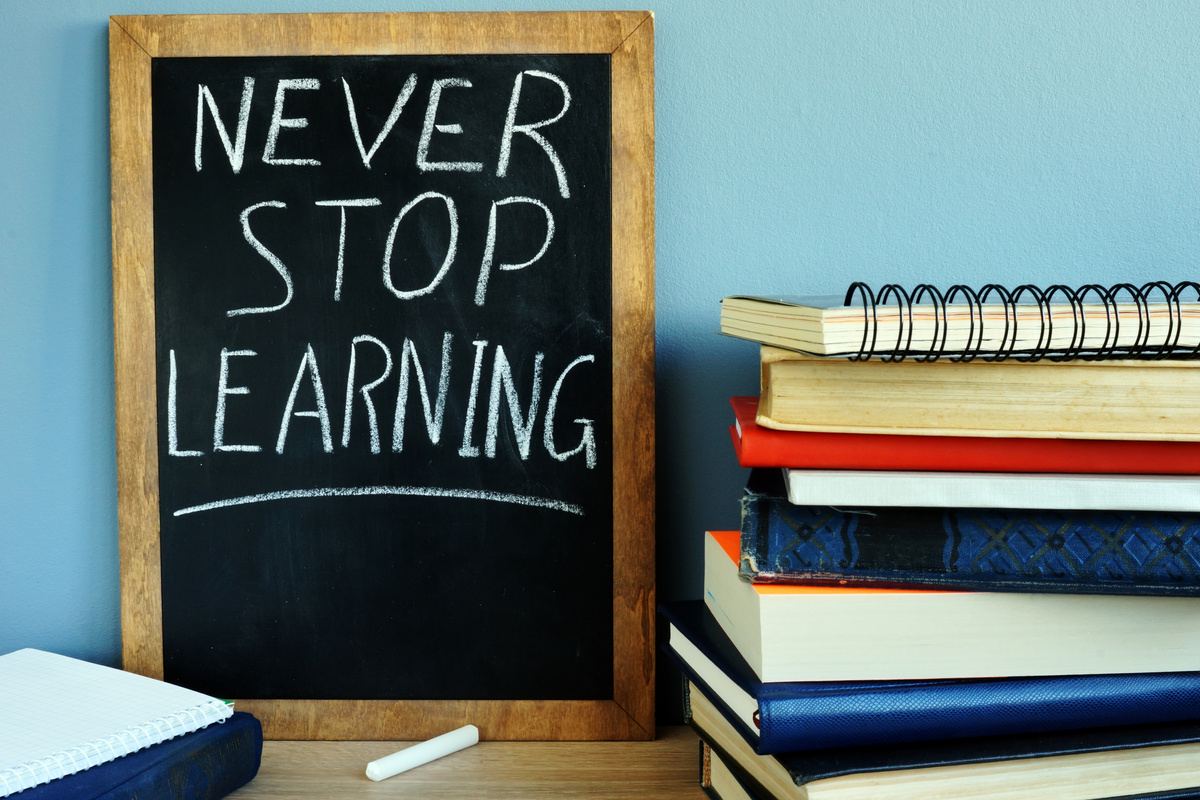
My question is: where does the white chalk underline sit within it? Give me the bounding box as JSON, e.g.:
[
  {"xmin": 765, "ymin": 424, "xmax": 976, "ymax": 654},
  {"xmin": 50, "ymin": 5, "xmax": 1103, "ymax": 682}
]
[{"xmin": 173, "ymin": 486, "xmax": 585, "ymax": 517}]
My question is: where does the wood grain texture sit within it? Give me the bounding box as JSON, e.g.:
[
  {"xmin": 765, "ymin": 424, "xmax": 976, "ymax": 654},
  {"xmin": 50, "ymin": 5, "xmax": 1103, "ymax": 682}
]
[
  {"xmin": 110, "ymin": 12, "xmax": 648, "ymax": 57},
  {"xmin": 226, "ymin": 727, "xmax": 704, "ymax": 799},
  {"xmin": 239, "ymin": 699, "xmax": 652, "ymax": 742},
  {"xmin": 609, "ymin": 13, "xmax": 657, "ymax": 739},
  {"xmin": 110, "ymin": 11, "xmax": 655, "ymax": 740},
  {"xmin": 110, "ymin": 18, "xmax": 164, "ymax": 681}
]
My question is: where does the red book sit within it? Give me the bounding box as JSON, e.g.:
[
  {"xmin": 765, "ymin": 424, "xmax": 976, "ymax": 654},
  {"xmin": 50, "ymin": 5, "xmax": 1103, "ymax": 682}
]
[{"xmin": 729, "ymin": 396, "xmax": 1200, "ymax": 474}]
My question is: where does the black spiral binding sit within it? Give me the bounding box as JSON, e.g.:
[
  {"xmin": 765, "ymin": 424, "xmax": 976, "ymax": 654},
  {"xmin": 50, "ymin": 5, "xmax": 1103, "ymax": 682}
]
[{"xmin": 843, "ymin": 280, "xmax": 1200, "ymax": 362}]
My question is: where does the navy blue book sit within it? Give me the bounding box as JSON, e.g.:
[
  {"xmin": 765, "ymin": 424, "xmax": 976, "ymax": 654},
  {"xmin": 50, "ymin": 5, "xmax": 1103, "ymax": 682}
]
[
  {"xmin": 688, "ymin": 678, "xmax": 1200, "ymax": 800},
  {"xmin": 741, "ymin": 467, "xmax": 1200, "ymax": 595},
  {"xmin": 12, "ymin": 712, "xmax": 261, "ymax": 800},
  {"xmin": 661, "ymin": 599, "xmax": 1200, "ymax": 755}
]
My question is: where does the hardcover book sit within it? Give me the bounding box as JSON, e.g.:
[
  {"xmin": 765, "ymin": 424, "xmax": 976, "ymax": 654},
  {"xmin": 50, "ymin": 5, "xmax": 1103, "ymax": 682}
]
[
  {"xmin": 688, "ymin": 678, "xmax": 1200, "ymax": 800},
  {"xmin": 779, "ymin": 466, "xmax": 1200, "ymax": 513},
  {"xmin": 755, "ymin": 345, "xmax": 1200, "ymax": 440},
  {"xmin": 661, "ymin": 599, "xmax": 1200, "ymax": 755},
  {"xmin": 704, "ymin": 530, "xmax": 1200, "ymax": 682},
  {"xmin": 730, "ymin": 396, "xmax": 1200, "ymax": 474},
  {"xmin": 741, "ymin": 469, "xmax": 1200, "ymax": 595}
]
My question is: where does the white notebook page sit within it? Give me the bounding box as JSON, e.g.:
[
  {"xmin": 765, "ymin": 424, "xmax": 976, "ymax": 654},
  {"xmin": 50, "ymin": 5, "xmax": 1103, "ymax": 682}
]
[{"xmin": 0, "ymin": 648, "xmax": 232, "ymax": 796}]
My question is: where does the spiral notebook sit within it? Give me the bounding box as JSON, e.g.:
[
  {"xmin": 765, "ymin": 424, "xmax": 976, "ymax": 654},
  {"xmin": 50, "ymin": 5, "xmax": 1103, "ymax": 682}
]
[
  {"xmin": 0, "ymin": 648, "xmax": 233, "ymax": 796},
  {"xmin": 721, "ymin": 280, "xmax": 1200, "ymax": 361}
]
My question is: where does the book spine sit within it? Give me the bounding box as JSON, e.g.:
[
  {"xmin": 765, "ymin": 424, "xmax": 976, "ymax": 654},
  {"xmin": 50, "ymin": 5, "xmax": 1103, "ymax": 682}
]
[
  {"xmin": 754, "ymin": 672, "xmax": 1200, "ymax": 755},
  {"xmin": 740, "ymin": 495, "xmax": 1200, "ymax": 595}
]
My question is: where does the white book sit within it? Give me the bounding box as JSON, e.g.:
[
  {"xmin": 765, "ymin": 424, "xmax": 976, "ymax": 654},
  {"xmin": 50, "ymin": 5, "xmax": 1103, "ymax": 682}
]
[
  {"xmin": 702, "ymin": 530, "xmax": 1200, "ymax": 682},
  {"xmin": 0, "ymin": 649, "xmax": 232, "ymax": 796},
  {"xmin": 782, "ymin": 467, "xmax": 1200, "ymax": 511}
]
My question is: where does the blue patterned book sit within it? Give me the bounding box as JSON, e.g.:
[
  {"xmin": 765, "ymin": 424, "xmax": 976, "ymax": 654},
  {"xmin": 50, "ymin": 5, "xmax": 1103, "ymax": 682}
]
[
  {"xmin": 661, "ymin": 600, "xmax": 1200, "ymax": 755},
  {"xmin": 741, "ymin": 468, "xmax": 1200, "ymax": 594},
  {"xmin": 12, "ymin": 712, "xmax": 261, "ymax": 800}
]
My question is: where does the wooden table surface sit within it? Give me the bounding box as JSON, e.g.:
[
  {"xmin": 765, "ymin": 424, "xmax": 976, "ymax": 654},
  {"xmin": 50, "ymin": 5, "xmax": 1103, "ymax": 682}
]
[{"xmin": 228, "ymin": 726, "xmax": 708, "ymax": 799}]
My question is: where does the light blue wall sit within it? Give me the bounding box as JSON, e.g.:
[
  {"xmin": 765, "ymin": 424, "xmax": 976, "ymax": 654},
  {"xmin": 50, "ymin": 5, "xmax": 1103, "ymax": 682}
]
[{"xmin": 3, "ymin": 0, "xmax": 1200, "ymax": 668}]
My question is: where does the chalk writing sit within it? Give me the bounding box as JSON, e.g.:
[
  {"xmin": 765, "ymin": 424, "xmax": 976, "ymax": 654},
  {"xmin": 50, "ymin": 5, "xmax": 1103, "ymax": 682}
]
[
  {"xmin": 342, "ymin": 75, "xmax": 416, "ymax": 169},
  {"xmin": 173, "ymin": 485, "xmax": 585, "ymax": 517},
  {"xmin": 163, "ymin": 58, "xmax": 609, "ymax": 515},
  {"xmin": 314, "ymin": 198, "xmax": 382, "ymax": 301},
  {"xmin": 153, "ymin": 52, "xmax": 615, "ymax": 702}
]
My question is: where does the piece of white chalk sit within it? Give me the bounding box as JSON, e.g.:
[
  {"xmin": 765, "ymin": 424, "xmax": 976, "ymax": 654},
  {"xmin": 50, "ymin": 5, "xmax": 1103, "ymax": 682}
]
[{"xmin": 365, "ymin": 724, "xmax": 480, "ymax": 782}]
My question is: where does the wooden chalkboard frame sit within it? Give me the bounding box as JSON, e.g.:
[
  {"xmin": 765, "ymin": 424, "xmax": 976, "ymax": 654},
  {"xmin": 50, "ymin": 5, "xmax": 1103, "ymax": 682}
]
[{"xmin": 110, "ymin": 12, "xmax": 654, "ymax": 741}]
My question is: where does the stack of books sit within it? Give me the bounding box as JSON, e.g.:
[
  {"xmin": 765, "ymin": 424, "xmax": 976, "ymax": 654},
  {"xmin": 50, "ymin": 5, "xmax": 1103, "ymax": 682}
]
[
  {"xmin": 0, "ymin": 649, "xmax": 261, "ymax": 800},
  {"xmin": 662, "ymin": 285, "xmax": 1200, "ymax": 800}
]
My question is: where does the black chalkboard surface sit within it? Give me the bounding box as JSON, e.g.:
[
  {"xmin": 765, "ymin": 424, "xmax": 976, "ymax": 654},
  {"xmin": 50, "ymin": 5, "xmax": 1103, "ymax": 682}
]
[
  {"xmin": 111, "ymin": 13, "xmax": 655, "ymax": 741},
  {"xmin": 153, "ymin": 54, "xmax": 614, "ymax": 701}
]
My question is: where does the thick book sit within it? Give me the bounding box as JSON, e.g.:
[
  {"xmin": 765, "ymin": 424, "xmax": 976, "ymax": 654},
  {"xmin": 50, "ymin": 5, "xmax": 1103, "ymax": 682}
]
[
  {"xmin": 13, "ymin": 712, "xmax": 262, "ymax": 800},
  {"xmin": 0, "ymin": 649, "xmax": 234, "ymax": 796},
  {"xmin": 779, "ymin": 466, "xmax": 1200, "ymax": 512},
  {"xmin": 729, "ymin": 396, "xmax": 1200, "ymax": 474},
  {"xmin": 719, "ymin": 285, "xmax": 1200, "ymax": 360},
  {"xmin": 703, "ymin": 530, "xmax": 1200, "ymax": 682},
  {"xmin": 741, "ymin": 472, "xmax": 1200, "ymax": 595},
  {"xmin": 755, "ymin": 345, "xmax": 1200, "ymax": 440},
  {"xmin": 687, "ymin": 678, "xmax": 1200, "ymax": 800},
  {"xmin": 661, "ymin": 599, "xmax": 1200, "ymax": 756}
]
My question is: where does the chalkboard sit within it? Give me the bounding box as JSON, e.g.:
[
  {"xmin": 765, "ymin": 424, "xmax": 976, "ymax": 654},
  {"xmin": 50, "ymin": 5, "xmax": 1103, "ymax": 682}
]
[{"xmin": 110, "ymin": 13, "xmax": 655, "ymax": 741}]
